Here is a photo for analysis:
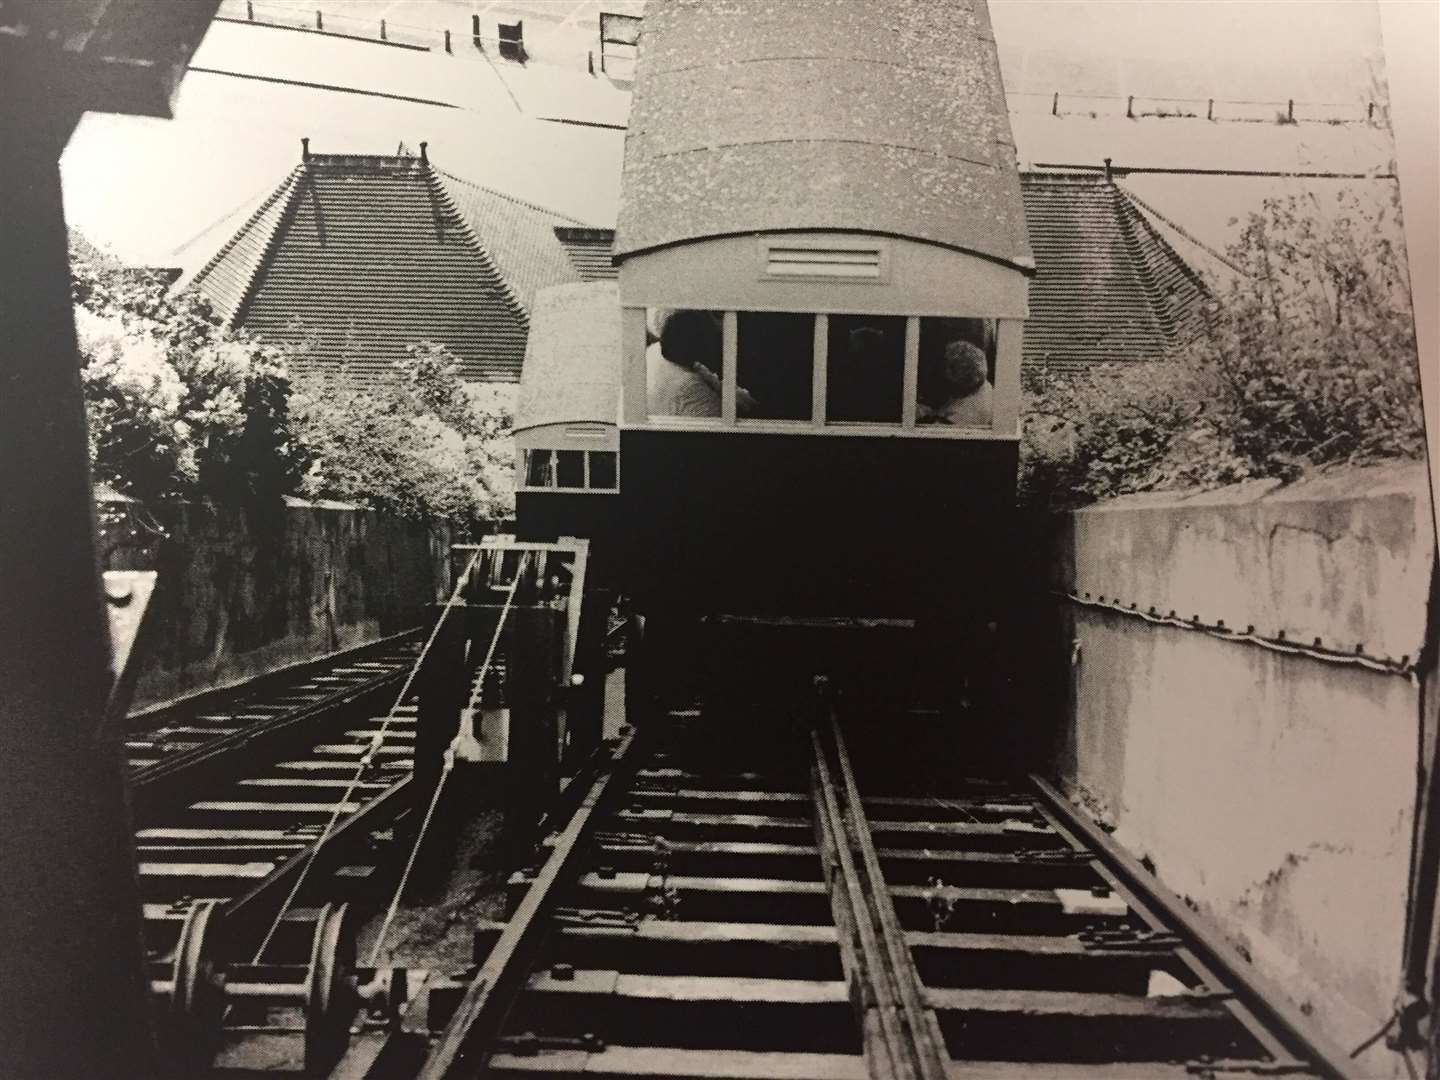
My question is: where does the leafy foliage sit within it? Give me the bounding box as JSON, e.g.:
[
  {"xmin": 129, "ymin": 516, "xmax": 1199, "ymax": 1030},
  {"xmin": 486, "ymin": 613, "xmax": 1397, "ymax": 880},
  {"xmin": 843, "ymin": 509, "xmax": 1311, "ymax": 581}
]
[
  {"xmin": 1020, "ymin": 188, "xmax": 1425, "ymax": 509},
  {"xmin": 71, "ymin": 234, "xmax": 514, "ymax": 527},
  {"xmin": 72, "ymin": 237, "xmax": 304, "ymax": 505},
  {"xmin": 291, "ymin": 343, "xmax": 515, "ymax": 526}
]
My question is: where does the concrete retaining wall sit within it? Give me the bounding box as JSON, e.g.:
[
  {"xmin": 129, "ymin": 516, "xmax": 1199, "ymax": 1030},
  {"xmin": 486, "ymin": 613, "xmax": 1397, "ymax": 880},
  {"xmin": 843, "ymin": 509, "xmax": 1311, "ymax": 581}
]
[
  {"xmin": 1050, "ymin": 462, "xmax": 1435, "ymax": 1076},
  {"xmin": 102, "ymin": 496, "xmax": 455, "ymax": 711}
]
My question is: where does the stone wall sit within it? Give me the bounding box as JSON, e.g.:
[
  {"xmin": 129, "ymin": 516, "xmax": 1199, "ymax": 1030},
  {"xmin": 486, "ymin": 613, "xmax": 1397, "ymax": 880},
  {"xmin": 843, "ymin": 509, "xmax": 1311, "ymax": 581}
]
[
  {"xmin": 1049, "ymin": 462, "xmax": 1436, "ymax": 1077},
  {"xmin": 103, "ymin": 496, "xmax": 455, "ymax": 712}
]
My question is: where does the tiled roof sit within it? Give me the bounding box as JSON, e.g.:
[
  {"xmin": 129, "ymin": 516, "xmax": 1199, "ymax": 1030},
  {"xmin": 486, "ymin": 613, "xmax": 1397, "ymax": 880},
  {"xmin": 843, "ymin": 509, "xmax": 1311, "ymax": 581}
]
[
  {"xmin": 516, "ymin": 282, "xmax": 620, "ymax": 432},
  {"xmin": 436, "ymin": 170, "xmax": 584, "ymax": 313},
  {"xmin": 614, "ymin": 0, "xmax": 1032, "ymax": 271},
  {"xmin": 1019, "ymin": 173, "xmax": 1208, "ymax": 371},
  {"xmin": 554, "ymin": 227, "xmax": 618, "ymax": 281},
  {"xmin": 187, "ymin": 151, "xmax": 583, "ymax": 384},
  {"xmin": 185, "ymin": 172, "xmax": 301, "ymax": 321}
]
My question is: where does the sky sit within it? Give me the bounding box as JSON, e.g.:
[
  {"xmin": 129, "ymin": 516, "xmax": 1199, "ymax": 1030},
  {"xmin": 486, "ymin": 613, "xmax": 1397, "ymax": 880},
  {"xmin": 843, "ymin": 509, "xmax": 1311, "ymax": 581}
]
[{"xmin": 59, "ymin": 0, "xmax": 1404, "ymax": 271}]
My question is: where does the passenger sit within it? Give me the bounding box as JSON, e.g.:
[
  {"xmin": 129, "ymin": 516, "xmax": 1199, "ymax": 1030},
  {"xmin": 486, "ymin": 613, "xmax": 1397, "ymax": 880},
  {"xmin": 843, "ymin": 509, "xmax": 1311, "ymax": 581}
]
[
  {"xmin": 646, "ymin": 309, "xmax": 759, "ymax": 418},
  {"xmin": 919, "ymin": 340, "xmax": 993, "ymax": 427},
  {"xmin": 647, "ymin": 309, "xmax": 722, "ymax": 417}
]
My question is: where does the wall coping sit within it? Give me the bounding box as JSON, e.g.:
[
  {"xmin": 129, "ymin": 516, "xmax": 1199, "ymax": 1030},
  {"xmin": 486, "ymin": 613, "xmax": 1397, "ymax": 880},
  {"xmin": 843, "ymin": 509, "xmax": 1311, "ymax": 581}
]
[{"xmin": 1071, "ymin": 460, "xmax": 1431, "ymax": 515}]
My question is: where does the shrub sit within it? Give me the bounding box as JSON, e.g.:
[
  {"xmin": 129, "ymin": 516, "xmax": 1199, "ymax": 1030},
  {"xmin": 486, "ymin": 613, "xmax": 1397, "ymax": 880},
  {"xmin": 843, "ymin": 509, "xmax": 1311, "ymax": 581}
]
[
  {"xmin": 72, "ymin": 236, "xmax": 304, "ymax": 506},
  {"xmin": 1019, "ymin": 187, "xmax": 1425, "ymax": 509},
  {"xmin": 291, "ymin": 343, "xmax": 515, "ymax": 528},
  {"xmin": 71, "ymin": 234, "xmax": 514, "ymax": 528}
]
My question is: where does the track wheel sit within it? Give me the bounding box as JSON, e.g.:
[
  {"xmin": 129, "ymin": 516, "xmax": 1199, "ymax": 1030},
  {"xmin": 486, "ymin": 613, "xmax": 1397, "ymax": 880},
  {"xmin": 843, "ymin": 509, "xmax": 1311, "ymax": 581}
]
[
  {"xmin": 165, "ymin": 898, "xmax": 224, "ymax": 1075},
  {"xmin": 303, "ymin": 902, "xmax": 357, "ymax": 1076}
]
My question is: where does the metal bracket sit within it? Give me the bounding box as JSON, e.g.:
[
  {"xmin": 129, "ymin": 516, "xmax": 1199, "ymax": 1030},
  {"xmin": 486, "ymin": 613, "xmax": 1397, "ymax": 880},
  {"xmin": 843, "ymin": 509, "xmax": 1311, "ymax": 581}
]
[
  {"xmin": 552, "ymin": 906, "xmax": 640, "ymax": 930},
  {"xmin": 496, "ymin": 1031, "xmax": 605, "ymax": 1056},
  {"xmin": 1014, "ymin": 847, "xmax": 1091, "ymax": 866},
  {"xmin": 1077, "ymin": 928, "xmax": 1182, "ymax": 952},
  {"xmin": 1185, "ymin": 1059, "xmax": 1316, "ymax": 1076}
]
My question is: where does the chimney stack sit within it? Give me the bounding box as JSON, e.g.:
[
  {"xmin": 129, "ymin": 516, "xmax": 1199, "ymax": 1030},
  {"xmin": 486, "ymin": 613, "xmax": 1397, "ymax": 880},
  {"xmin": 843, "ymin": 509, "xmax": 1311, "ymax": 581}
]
[
  {"xmin": 301, "ymin": 137, "xmax": 311, "ymax": 161},
  {"xmin": 1103, "ymin": 157, "xmax": 1112, "ymax": 183},
  {"xmin": 419, "ymin": 141, "xmax": 429, "ymax": 165}
]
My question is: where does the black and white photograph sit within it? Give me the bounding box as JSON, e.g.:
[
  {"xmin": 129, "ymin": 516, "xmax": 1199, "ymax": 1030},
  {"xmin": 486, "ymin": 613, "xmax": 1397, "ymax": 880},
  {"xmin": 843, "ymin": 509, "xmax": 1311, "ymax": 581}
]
[{"xmin": 1, "ymin": 1, "xmax": 1437, "ymax": 1077}]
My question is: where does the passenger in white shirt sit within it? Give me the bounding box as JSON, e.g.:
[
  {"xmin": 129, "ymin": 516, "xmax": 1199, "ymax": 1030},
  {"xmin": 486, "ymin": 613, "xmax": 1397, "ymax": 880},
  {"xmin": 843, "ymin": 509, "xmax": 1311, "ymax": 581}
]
[
  {"xmin": 919, "ymin": 339, "xmax": 993, "ymax": 428},
  {"xmin": 646, "ymin": 310, "xmax": 757, "ymax": 418}
]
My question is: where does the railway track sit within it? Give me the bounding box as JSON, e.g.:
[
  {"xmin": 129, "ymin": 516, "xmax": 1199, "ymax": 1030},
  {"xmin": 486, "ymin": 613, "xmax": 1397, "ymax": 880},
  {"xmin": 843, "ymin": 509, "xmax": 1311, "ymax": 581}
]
[
  {"xmin": 122, "ymin": 620, "xmax": 1354, "ymax": 1079},
  {"xmin": 131, "ymin": 630, "xmax": 444, "ymax": 1074},
  {"xmin": 412, "ymin": 706, "xmax": 1355, "ymax": 1080},
  {"xmin": 127, "ymin": 630, "xmax": 423, "ymax": 786}
]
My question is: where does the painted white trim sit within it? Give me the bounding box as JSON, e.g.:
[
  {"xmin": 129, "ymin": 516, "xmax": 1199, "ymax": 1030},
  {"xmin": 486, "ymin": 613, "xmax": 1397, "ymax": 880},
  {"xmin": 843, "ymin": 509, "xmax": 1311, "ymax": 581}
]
[
  {"xmin": 620, "ymin": 418, "xmax": 1018, "ymax": 443},
  {"xmin": 902, "ymin": 316, "xmax": 919, "ymax": 429},
  {"xmin": 621, "ymin": 306, "xmax": 647, "ymax": 426},
  {"xmin": 993, "ymin": 319, "xmax": 1024, "ymax": 435},
  {"xmin": 812, "ymin": 314, "xmax": 829, "ymax": 424},
  {"xmin": 721, "ymin": 311, "xmax": 738, "ymax": 423}
]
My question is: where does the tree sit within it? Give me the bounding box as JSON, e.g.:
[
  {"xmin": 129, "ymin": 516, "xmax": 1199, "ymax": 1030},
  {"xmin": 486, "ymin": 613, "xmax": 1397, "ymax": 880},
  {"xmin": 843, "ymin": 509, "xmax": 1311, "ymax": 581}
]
[
  {"xmin": 291, "ymin": 342, "xmax": 515, "ymax": 528},
  {"xmin": 70, "ymin": 234, "xmax": 515, "ymax": 528},
  {"xmin": 1019, "ymin": 187, "xmax": 1426, "ymax": 509},
  {"xmin": 1190, "ymin": 187, "xmax": 1424, "ymax": 477},
  {"xmin": 71, "ymin": 233, "xmax": 304, "ymax": 506}
]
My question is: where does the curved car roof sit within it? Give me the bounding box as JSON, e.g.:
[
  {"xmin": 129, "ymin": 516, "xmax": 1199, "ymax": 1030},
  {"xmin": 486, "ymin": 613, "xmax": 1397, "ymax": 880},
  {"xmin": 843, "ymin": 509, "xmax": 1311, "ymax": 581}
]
[
  {"xmin": 614, "ymin": 0, "xmax": 1031, "ymax": 271},
  {"xmin": 516, "ymin": 282, "xmax": 621, "ymax": 432}
]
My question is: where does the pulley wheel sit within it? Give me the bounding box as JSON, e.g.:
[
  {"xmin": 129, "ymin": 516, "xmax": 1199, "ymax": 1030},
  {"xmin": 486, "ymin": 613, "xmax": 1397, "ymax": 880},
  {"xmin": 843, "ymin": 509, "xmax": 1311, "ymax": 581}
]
[{"xmin": 303, "ymin": 902, "xmax": 356, "ymax": 1076}]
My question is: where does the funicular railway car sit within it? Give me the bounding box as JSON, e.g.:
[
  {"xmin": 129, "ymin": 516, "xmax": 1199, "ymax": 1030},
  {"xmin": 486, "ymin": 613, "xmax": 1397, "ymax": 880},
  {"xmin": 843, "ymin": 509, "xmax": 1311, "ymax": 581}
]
[
  {"xmin": 516, "ymin": 0, "xmax": 1033, "ymax": 721},
  {"xmin": 514, "ymin": 282, "xmax": 624, "ymax": 559}
]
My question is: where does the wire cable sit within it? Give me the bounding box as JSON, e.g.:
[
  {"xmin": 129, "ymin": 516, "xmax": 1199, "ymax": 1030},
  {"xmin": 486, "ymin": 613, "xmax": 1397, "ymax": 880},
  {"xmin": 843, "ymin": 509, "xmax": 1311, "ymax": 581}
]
[
  {"xmin": 365, "ymin": 552, "xmax": 529, "ymax": 966},
  {"xmin": 1056, "ymin": 590, "xmax": 1418, "ymax": 677},
  {"xmin": 1349, "ymin": 1011, "xmax": 1396, "ymax": 1058},
  {"xmin": 251, "ymin": 548, "xmax": 484, "ymax": 962}
]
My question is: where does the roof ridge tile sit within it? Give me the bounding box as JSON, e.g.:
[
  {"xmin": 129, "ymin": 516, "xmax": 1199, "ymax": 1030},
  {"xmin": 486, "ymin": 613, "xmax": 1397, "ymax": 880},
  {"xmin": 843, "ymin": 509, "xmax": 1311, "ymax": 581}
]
[
  {"xmin": 1114, "ymin": 189, "xmax": 1212, "ymax": 349},
  {"xmin": 231, "ymin": 168, "xmax": 309, "ymax": 328},
  {"xmin": 188, "ymin": 166, "xmax": 303, "ymax": 324},
  {"xmin": 422, "ymin": 167, "xmax": 531, "ymax": 329},
  {"xmin": 1109, "ymin": 183, "xmax": 1171, "ymax": 348},
  {"xmin": 433, "ymin": 167, "xmax": 585, "ymax": 226}
]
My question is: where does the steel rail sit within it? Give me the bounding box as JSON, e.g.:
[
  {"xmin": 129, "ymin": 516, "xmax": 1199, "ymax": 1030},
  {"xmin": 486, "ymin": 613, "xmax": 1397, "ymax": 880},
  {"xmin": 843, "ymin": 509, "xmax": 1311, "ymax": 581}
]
[
  {"xmin": 810, "ymin": 752, "xmax": 884, "ymax": 1074},
  {"xmin": 811, "ymin": 726, "xmax": 914, "ymax": 1080},
  {"xmin": 417, "ymin": 728, "xmax": 639, "ymax": 1080},
  {"xmin": 219, "ymin": 775, "xmax": 413, "ymax": 940},
  {"xmin": 831, "ymin": 720, "xmax": 949, "ymax": 1080},
  {"xmin": 1029, "ymin": 773, "xmax": 1361, "ymax": 1080},
  {"xmin": 128, "ymin": 626, "xmax": 421, "ymax": 734},
  {"xmin": 1028, "ymin": 792, "xmax": 1299, "ymax": 1066},
  {"xmin": 130, "ymin": 628, "xmax": 421, "ymax": 789}
]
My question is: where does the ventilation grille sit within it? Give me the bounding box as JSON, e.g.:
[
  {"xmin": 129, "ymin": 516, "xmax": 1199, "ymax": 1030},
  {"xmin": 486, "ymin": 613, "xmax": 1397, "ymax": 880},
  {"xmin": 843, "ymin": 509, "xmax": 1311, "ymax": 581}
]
[
  {"xmin": 764, "ymin": 244, "xmax": 884, "ymax": 279},
  {"xmin": 563, "ymin": 424, "xmax": 610, "ymax": 438}
]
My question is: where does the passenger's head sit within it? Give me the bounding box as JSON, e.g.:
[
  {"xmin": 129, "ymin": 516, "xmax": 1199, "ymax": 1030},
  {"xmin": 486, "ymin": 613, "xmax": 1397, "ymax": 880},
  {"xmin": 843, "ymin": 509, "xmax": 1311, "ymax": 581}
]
[
  {"xmin": 937, "ymin": 340, "xmax": 989, "ymax": 400},
  {"xmin": 660, "ymin": 309, "xmax": 722, "ymax": 371}
]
